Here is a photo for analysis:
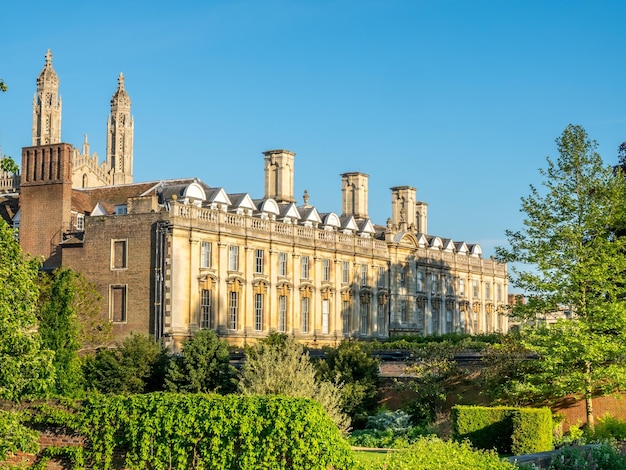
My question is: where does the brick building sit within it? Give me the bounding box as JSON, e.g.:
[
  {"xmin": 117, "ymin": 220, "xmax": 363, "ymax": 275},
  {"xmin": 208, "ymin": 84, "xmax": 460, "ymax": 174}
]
[{"xmin": 0, "ymin": 51, "xmax": 509, "ymax": 349}]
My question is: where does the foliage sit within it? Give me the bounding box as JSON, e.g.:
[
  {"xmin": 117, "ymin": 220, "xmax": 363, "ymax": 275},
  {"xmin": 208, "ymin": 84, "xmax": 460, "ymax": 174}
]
[
  {"xmin": 67, "ymin": 270, "xmax": 111, "ymax": 353},
  {"xmin": 478, "ymin": 333, "xmax": 541, "ymax": 406},
  {"xmin": 35, "ymin": 393, "xmax": 355, "ymax": 470},
  {"xmin": 400, "ymin": 341, "xmax": 464, "ymax": 426},
  {"xmin": 349, "ymin": 410, "xmax": 429, "ymax": 449},
  {"xmin": 37, "ymin": 268, "xmax": 84, "ymax": 396},
  {"xmin": 372, "ymin": 332, "xmax": 504, "ymax": 352},
  {"xmin": 0, "ymin": 79, "xmax": 5, "ymax": 92},
  {"xmin": 239, "ymin": 336, "xmax": 350, "ymax": 432},
  {"xmin": 83, "ymin": 333, "xmax": 168, "ymax": 394},
  {"xmin": 452, "ymin": 405, "xmax": 553, "ymax": 455},
  {"xmin": 549, "ymin": 440, "xmax": 626, "ymax": 470},
  {"xmin": 496, "ymin": 124, "xmax": 626, "ymax": 429},
  {"xmin": 165, "ymin": 329, "xmax": 235, "ymax": 394},
  {"xmin": 0, "ymin": 156, "xmax": 17, "ymax": 174},
  {"xmin": 592, "ymin": 415, "xmax": 626, "ymax": 441},
  {"xmin": 354, "ymin": 435, "xmax": 518, "ymax": 470},
  {"xmin": 0, "ymin": 219, "xmax": 54, "ymax": 401},
  {"xmin": 0, "ymin": 410, "xmax": 39, "ymax": 461},
  {"xmin": 317, "ymin": 340, "xmax": 381, "ymax": 427},
  {"xmin": 31, "ymin": 445, "xmax": 85, "ymax": 470}
]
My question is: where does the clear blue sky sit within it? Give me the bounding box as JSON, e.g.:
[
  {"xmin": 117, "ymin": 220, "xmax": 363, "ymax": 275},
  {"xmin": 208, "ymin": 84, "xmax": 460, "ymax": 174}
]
[{"xmin": 2, "ymin": 0, "xmax": 626, "ymax": 259}]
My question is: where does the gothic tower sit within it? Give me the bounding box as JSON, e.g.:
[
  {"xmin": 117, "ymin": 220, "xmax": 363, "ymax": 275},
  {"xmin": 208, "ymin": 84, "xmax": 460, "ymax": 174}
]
[
  {"xmin": 32, "ymin": 50, "xmax": 62, "ymax": 146},
  {"xmin": 106, "ymin": 73, "xmax": 134, "ymax": 185}
]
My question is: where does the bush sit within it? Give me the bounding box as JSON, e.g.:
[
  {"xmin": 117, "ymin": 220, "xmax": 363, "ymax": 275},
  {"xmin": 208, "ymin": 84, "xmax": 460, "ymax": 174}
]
[
  {"xmin": 354, "ymin": 436, "xmax": 518, "ymax": 470},
  {"xmin": 36, "ymin": 393, "xmax": 354, "ymax": 469},
  {"xmin": 592, "ymin": 415, "xmax": 626, "ymax": 441},
  {"xmin": 549, "ymin": 440, "xmax": 626, "ymax": 470},
  {"xmin": 452, "ymin": 405, "xmax": 553, "ymax": 455}
]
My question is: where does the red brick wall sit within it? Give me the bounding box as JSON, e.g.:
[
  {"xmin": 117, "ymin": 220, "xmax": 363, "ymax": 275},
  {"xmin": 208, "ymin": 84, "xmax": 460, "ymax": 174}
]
[{"xmin": 63, "ymin": 212, "xmax": 164, "ymax": 341}]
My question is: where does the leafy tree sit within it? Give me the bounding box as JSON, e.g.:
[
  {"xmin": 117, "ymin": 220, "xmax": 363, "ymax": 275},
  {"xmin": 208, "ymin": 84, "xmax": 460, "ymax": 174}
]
[
  {"xmin": 316, "ymin": 340, "xmax": 380, "ymax": 427},
  {"xmin": 83, "ymin": 333, "xmax": 168, "ymax": 394},
  {"xmin": 239, "ymin": 336, "xmax": 350, "ymax": 432},
  {"xmin": 165, "ymin": 329, "xmax": 236, "ymax": 394},
  {"xmin": 0, "ymin": 156, "xmax": 18, "ymax": 174},
  {"xmin": 0, "ymin": 79, "xmax": 6, "ymax": 92},
  {"xmin": 0, "ymin": 219, "xmax": 54, "ymax": 401},
  {"xmin": 496, "ymin": 124, "xmax": 626, "ymax": 429},
  {"xmin": 37, "ymin": 268, "xmax": 84, "ymax": 396}
]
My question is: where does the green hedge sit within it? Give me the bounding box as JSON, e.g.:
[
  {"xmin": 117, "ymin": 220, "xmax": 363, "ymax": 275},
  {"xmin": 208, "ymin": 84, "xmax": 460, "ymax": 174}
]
[
  {"xmin": 452, "ymin": 405, "xmax": 553, "ymax": 455},
  {"xmin": 36, "ymin": 393, "xmax": 354, "ymax": 469}
]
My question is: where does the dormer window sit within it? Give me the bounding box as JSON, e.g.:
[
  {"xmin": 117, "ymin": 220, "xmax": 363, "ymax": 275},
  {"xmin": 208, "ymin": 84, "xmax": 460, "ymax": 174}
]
[{"xmin": 115, "ymin": 204, "xmax": 127, "ymax": 215}]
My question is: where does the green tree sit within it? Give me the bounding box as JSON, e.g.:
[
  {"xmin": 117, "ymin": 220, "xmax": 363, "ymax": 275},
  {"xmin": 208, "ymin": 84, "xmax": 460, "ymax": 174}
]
[
  {"xmin": 37, "ymin": 268, "xmax": 84, "ymax": 396},
  {"xmin": 0, "ymin": 156, "xmax": 18, "ymax": 174},
  {"xmin": 0, "ymin": 79, "xmax": 6, "ymax": 92},
  {"xmin": 239, "ymin": 337, "xmax": 350, "ymax": 432},
  {"xmin": 0, "ymin": 219, "xmax": 54, "ymax": 401},
  {"xmin": 316, "ymin": 340, "xmax": 380, "ymax": 427},
  {"xmin": 165, "ymin": 329, "xmax": 236, "ymax": 394},
  {"xmin": 83, "ymin": 333, "xmax": 168, "ymax": 394},
  {"xmin": 496, "ymin": 124, "xmax": 626, "ymax": 429}
]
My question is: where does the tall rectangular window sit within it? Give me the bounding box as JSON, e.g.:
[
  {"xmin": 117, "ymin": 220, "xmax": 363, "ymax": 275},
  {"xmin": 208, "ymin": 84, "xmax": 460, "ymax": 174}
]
[
  {"xmin": 110, "ymin": 285, "xmax": 127, "ymax": 322},
  {"xmin": 228, "ymin": 291, "xmax": 238, "ymax": 329},
  {"xmin": 255, "ymin": 249, "xmax": 264, "ymax": 274},
  {"xmin": 200, "ymin": 242, "xmax": 212, "ymax": 268},
  {"xmin": 378, "ymin": 266, "xmax": 385, "ymax": 288},
  {"xmin": 301, "ymin": 297, "xmax": 310, "ymax": 333},
  {"xmin": 342, "ymin": 261, "xmax": 350, "ymax": 283},
  {"xmin": 417, "ymin": 271, "xmax": 424, "ymax": 292},
  {"xmin": 446, "ymin": 277, "xmax": 453, "ymax": 295},
  {"xmin": 360, "ymin": 303, "xmax": 368, "ymax": 335},
  {"xmin": 400, "ymin": 300, "xmax": 407, "ymax": 324},
  {"xmin": 254, "ymin": 293, "xmax": 263, "ymax": 331},
  {"xmin": 111, "ymin": 240, "xmax": 127, "ymax": 269},
  {"xmin": 473, "ymin": 279, "xmax": 479, "ymax": 298},
  {"xmin": 322, "ymin": 259, "xmax": 330, "ymax": 281},
  {"xmin": 361, "ymin": 264, "xmax": 368, "ymax": 286},
  {"xmin": 431, "ymin": 273, "xmax": 438, "ymax": 294},
  {"xmin": 301, "ymin": 256, "xmax": 309, "ymax": 279},
  {"xmin": 200, "ymin": 289, "xmax": 211, "ymax": 328},
  {"xmin": 342, "ymin": 300, "xmax": 350, "ymax": 335},
  {"xmin": 400, "ymin": 268, "xmax": 406, "ymax": 287},
  {"xmin": 322, "ymin": 299, "xmax": 329, "ymax": 334},
  {"xmin": 459, "ymin": 278, "xmax": 465, "ymax": 296},
  {"xmin": 377, "ymin": 303, "xmax": 385, "ymax": 336},
  {"xmin": 446, "ymin": 309, "xmax": 453, "ymax": 333},
  {"xmin": 485, "ymin": 282, "xmax": 491, "ymax": 300},
  {"xmin": 432, "ymin": 309, "xmax": 439, "ymax": 334},
  {"xmin": 278, "ymin": 295, "xmax": 287, "ymax": 332},
  {"xmin": 279, "ymin": 252, "xmax": 287, "ymax": 276},
  {"xmin": 229, "ymin": 246, "xmax": 239, "ymax": 271},
  {"xmin": 497, "ymin": 283, "xmax": 503, "ymax": 302},
  {"xmin": 416, "ymin": 306, "xmax": 424, "ymax": 329}
]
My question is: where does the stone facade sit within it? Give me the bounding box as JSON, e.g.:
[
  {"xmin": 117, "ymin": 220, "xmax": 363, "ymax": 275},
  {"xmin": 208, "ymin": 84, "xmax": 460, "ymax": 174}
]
[{"xmin": 0, "ymin": 51, "xmax": 509, "ymax": 349}]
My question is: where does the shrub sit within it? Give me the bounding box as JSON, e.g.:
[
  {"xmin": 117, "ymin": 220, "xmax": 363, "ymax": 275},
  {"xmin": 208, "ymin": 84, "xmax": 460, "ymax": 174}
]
[
  {"xmin": 0, "ymin": 410, "xmax": 39, "ymax": 461},
  {"xmin": 452, "ymin": 405, "xmax": 553, "ymax": 454},
  {"xmin": 549, "ymin": 440, "xmax": 626, "ymax": 470},
  {"xmin": 36, "ymin": 393, "xmax": 354, "ymax": 469},
  {"xmin": 592, "ymin": 415, "xmax": 626, "ymax": 441},
  {"xmin": 355, "ymin": 436, "xmax": 518, "ymax": 470}
]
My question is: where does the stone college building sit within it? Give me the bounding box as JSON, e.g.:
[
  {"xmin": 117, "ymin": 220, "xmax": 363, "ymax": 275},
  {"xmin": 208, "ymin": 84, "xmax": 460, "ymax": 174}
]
[{"xmin": 0, "ymin": 51, "xmax": 509, "ymax": 349}]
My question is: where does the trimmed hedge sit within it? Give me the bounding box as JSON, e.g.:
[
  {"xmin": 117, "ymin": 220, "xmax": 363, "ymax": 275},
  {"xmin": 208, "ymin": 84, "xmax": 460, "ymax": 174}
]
[
  {"xmin": 35, "ymin": 393, "xmax": 355, "ymax": 469},
  {"xmin": 452, "ymin": 405, "xmax": 553, "ymax": 455}
]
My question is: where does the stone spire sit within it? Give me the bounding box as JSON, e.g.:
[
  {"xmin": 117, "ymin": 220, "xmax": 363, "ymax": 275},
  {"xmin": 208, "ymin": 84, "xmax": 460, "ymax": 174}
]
[
  {"xmin": 32, "ymin": 49, "xmax": 62, "ymax": 146},
  {"xmin": 106, "ymin": 73, "xmax": 134, "ymax": 185}
]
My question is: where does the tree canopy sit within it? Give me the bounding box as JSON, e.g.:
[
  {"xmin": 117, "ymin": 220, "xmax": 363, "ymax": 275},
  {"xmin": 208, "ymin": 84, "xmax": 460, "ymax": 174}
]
[{"xmin": 496, "ymin": 124, "xmax": 626, "ymax": 428}]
